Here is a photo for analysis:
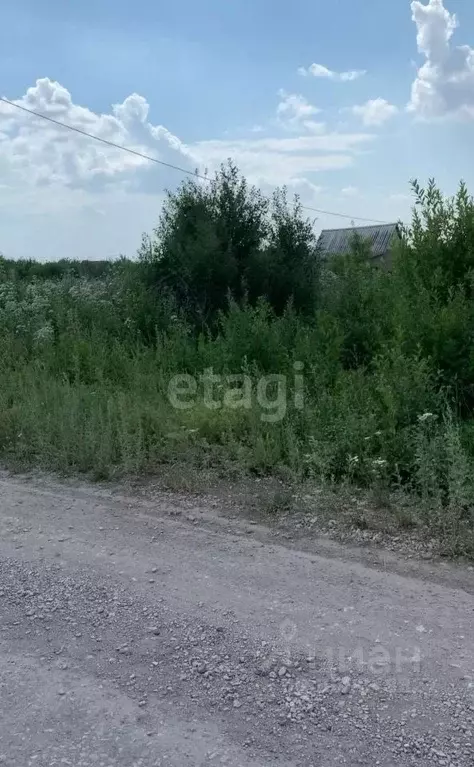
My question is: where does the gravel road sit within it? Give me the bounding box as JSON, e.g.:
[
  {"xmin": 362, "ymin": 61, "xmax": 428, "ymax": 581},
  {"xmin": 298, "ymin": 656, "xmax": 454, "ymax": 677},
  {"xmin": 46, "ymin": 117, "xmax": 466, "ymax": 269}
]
[{"xmin": 0, "ymin": 473, "xmax": 473, "ymax": 766}]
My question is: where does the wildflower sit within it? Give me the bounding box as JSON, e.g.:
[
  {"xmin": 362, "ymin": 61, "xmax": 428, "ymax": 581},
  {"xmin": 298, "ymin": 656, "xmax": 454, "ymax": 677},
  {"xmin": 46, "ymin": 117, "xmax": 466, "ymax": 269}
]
[
  {"xmin": 348, "ymin": 455, "xmax": 359, "ymax": 465},
  {"xmin": 417, "ymin": 412, "xmax": 436, "ymax": 423},
  {"xmin": 34, "ymin": 323, "xmax": 54, "ymax": 345},
  {"xmin": 364, "ymin": 430, "xmax": 382, "ymax": 441},
  {"xmin": 372, "ymin": 458, "xmax": 387, "ymax": 467}
]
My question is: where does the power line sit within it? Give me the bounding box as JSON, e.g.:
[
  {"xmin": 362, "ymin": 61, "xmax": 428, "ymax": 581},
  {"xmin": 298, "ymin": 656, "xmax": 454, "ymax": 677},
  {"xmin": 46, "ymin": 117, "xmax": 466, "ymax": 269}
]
[
  {"xmin": 0, "ymin": 97, "xmax": 210, "ymax": 183},
  {"xmin": 0, "ymin": 96, "xmax": 389, "ymax": 225},
  {"xmin": 301, "ymin": 205, "xmax": 388, "ymax": 224}
]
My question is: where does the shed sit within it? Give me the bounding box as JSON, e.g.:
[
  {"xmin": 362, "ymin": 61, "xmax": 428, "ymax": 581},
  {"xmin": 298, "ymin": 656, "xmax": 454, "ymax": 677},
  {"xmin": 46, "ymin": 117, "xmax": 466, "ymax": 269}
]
[{"xmin": 318, "ymin": 223, "xmax": 401, "ymax": 267}]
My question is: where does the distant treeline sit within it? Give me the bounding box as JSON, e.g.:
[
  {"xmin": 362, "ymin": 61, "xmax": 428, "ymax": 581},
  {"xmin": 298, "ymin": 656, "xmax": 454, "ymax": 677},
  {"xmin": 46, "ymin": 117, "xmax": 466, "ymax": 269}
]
[{"xmin": 0, "ymin": 256, "xmax": 122, "ymax": 281}]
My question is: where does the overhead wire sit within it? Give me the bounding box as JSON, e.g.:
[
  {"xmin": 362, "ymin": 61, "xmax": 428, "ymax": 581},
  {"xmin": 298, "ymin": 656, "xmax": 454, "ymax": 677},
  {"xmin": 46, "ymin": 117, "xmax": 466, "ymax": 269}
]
[{"xmin": 0, "ymin": 96, "xmax": 390, "ymax": 225}]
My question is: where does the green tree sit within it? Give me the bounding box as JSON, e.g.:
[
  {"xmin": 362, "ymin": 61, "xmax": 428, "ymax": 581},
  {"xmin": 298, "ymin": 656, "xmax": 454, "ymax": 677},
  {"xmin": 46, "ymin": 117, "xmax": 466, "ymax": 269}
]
[
  {"xmin": 393, "ymin": 180, "xmax": 474, "ymax": 409},
  {"xmin": 140, "ymin": 162, "xmax": 320, "ymax": 327},
  {"xmin": 250, "ymin": 188, "xmax": 320, "ymax": 316},
  {"xmin": 140, "ymin": 161, "xmax": 268, "ymax": 328}
]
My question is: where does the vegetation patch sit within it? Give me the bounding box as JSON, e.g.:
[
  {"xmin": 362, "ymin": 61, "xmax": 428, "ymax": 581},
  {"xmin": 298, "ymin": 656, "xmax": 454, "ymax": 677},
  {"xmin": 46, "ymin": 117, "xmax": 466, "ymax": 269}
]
[{"xmin": 1, "ymin": 166, "xmax": 474, "ymax": 556}]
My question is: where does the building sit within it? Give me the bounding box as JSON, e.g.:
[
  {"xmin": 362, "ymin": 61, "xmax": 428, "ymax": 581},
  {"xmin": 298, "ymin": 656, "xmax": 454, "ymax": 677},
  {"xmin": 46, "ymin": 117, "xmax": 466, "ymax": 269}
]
[{"xmin": 318, "ymin": 223, "xmax": 402, "ymax": 268}]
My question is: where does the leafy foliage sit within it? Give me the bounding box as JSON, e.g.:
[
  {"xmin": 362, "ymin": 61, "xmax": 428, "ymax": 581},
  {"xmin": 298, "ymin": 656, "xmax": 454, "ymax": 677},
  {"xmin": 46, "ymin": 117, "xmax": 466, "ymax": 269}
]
[
  {"xmin": 139, "ymin": 161, "xmax": 321, "ymax": 327},
  {"xmin": 1, "ymin": 174, "xmax": 474, "ymax": 555}
]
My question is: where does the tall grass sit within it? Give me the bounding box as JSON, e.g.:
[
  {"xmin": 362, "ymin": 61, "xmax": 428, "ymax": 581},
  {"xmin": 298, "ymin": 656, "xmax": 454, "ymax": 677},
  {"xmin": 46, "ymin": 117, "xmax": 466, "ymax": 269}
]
[{"xmin": 1, "ymin": 178, "xmax": 474, "ymax": 556}]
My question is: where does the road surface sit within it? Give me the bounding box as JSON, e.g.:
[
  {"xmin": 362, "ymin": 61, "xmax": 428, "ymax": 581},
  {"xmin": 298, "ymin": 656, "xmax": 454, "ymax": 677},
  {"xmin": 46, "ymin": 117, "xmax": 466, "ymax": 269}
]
[{"xmin": 0, "ymin": 473, "xmax": 473, "ymax": 766}]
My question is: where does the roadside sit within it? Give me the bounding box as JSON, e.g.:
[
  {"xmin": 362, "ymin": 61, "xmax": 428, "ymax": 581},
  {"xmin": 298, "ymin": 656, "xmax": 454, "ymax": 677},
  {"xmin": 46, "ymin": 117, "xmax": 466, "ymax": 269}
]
[
  {"xmin": 125, "ymin": 468, "xmax": 474, "ymax": 582},
  {"xmin": 0, "ymin": 471, "xmax": 473, "ymax": 765}
]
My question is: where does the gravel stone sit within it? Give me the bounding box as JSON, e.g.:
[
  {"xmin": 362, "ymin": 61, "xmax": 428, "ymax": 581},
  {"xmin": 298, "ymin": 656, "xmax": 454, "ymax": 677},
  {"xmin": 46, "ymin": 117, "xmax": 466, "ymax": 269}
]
[{"xmin": 0, "ymin": 473, "xmax": 472, "ymax": 767}]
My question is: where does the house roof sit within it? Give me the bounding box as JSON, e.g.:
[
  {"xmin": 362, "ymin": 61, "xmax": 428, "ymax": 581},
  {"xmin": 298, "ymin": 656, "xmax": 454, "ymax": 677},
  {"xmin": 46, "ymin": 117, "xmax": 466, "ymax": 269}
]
[{"xmin": 318, "ymin": 223, "xmax": 401, "ymax": 259}]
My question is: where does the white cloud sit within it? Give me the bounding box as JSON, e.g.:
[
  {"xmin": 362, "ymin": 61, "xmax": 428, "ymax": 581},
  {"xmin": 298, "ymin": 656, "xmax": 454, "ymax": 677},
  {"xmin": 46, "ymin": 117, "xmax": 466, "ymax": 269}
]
[
  {"xmin": 197, "ymin": 133, "xmax": 373, "ymax": 155},
  {"xmin": 0, "ymin": 78, "xmax": 375, "ymax": 195},
  {"xmin": 409, "ymin": 0, "xmax": 474, "ymax": 119},
  {"xmin": 287, "ymin": 178, "xmax": 324, "ymax": 196},
  {"xmin": 112, "ymin": 93, "xmax": 150, "ymax": 125},
  {"xmin": 298, "ymin": 63, "xmax": 366, "ymax": 82},
  {"xmin": 0, "ymin": 77, "xmax": 194, "ymax": 189},
  {"xmin": 276, "ymin": 90, "xmax": 325, "ymax": 133},
  {"xmin": 190, "ymin": 85, "xmax": 374, "ymax": 189},
  {"xmin": 0, "ymin": 77, "xmax": 378, "ymax": 259},
  {"xmin": 193, "ymin": 131, "xmax": 374, "ymax": 186},
  {"xmin": 350, "ymin": 98, "xmax": 399, "ymax": 126},
  {"xmin": 277, "ymin": 91, "xmax": 321, "ymax": 121},
  {"xmin": 341, "ymin": 186, "xmax": 359, "ymax": 197},
  {"xmin": 193, "ymin": 142, "xmax": 351, "ymax": 187}
]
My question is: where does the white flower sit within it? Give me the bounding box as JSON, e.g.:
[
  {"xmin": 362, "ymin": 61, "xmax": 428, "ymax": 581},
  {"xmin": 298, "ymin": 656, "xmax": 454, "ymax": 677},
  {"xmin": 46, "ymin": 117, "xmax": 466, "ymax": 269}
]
[
  {"xmin": 418, "ymin": 412, "xmax": 436, "ymax": 423},
  {"xmin": 34, "ymin": 323, "xmax": 54, "ymax": 345},
  {"xmin": 364, "ymin": 430, "xmax": 382, "ymax": 441}
]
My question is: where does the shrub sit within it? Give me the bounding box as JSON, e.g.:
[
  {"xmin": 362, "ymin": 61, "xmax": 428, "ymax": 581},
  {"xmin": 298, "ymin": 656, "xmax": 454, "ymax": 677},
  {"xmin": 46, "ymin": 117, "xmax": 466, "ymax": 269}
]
[
  {"xmin": 139, "ymin": 161, "xmax": 320, "ymax": 327},
  {"xmin": 1, "ymin": 174, "xmax": 474, "ymax": 555}
]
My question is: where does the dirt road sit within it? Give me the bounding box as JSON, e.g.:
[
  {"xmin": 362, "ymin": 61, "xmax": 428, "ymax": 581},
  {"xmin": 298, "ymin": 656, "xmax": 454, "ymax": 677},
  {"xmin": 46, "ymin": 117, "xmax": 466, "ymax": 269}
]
[{"xmin": 0, "ymin": 473, "xmax": 473, "ymax": 766}]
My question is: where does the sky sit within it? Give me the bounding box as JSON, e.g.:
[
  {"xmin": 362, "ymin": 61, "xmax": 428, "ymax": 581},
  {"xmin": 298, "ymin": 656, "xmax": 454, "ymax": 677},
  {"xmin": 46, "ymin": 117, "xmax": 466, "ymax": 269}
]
[{"xmin": 1, "ymin": 0, "xmax": 474, "ymax": 261}]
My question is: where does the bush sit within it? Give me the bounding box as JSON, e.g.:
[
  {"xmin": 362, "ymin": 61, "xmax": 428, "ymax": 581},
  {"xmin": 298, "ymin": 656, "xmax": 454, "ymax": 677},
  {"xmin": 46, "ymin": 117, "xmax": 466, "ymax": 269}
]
[
  {"xmin": 1, "ymin": 174, "xmax": 474, "ymax": 555},
  {"xmin": 139, "ymin": 161, "xmax": 320, "ymax": 327}
]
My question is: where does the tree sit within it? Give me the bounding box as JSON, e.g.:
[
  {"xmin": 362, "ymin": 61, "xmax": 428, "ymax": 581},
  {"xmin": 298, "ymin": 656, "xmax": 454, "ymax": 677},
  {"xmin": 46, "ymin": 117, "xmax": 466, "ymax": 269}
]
[
  {"xmin": 140, "ymin": 161, "xmax": 320, "ymax": 327},
  {"xmin": 261, "ymin": 188, "xmax": 320, "ymax": 316},
  {"xmin": 393, "ymin": 180, "xmax": 474, "ymax": 410}
]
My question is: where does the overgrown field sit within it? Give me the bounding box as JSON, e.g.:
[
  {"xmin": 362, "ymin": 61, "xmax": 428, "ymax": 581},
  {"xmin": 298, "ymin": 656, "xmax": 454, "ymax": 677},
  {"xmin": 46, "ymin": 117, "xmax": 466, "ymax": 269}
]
[{"xmin": 1, "ymin": 166, "xmax": 474, "ymax": 555}]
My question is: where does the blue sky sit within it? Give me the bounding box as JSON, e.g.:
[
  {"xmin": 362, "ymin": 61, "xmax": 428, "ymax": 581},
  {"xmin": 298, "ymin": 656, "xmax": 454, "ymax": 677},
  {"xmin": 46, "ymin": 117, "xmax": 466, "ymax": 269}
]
[{"xmin": 1, "ymin": 0, "xmax": 474, "ymax": 260}]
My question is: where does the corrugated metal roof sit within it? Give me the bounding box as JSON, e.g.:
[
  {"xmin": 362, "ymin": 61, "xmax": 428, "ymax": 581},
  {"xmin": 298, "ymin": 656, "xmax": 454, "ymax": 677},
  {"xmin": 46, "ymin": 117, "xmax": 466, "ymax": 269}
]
[{"xmin": 318, "ymin": 223, "xmax": 401, "ymax": 259}]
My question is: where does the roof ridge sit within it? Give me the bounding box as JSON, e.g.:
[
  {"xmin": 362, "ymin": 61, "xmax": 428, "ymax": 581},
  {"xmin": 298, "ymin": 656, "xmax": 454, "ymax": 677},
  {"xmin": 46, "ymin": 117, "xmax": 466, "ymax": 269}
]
[
  {"xmin": 319, "ymin": 222, "xmax": 399, "ymax": 234},
  {"xmin": 318, "ymin": 223, "xmax": 401, "ymax": 258}
]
